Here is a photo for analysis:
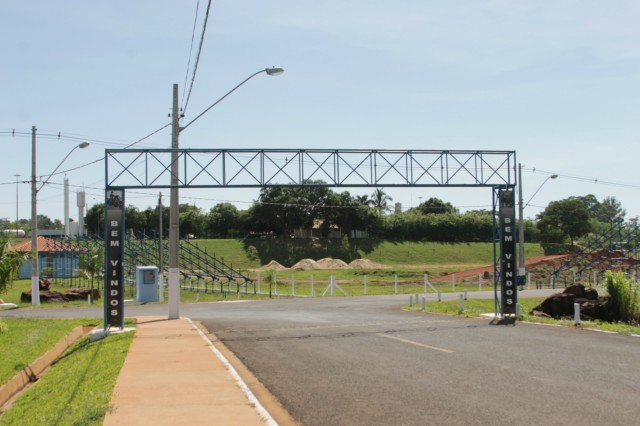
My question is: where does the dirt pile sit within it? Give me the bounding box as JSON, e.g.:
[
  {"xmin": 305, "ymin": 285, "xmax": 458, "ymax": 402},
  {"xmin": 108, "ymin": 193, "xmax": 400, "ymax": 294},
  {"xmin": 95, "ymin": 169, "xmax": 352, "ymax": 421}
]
[
  {"xmin": 317, "ymin": 258, "xmax": 349, "ymax": 269},
  {"xmin": 531, "ymin": 284, "xmax": 615, "ymax": 322},
  {"xmin": 291, "ymin": 259, "xmax": 321, "ymax": 270},
  {"xmin": 259, "ymin": 260, "xmax": 287, "ymax": 270},
  {"xmin": 348, "ymin": 259, "xmax": 390, "ymax": 270}
]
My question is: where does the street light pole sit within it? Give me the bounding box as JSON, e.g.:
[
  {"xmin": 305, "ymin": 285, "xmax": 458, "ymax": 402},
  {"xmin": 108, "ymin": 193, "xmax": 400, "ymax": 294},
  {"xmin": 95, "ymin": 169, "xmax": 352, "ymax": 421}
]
[
  {"xmin": 518, "ymin": 170, "xmax": 558, "ymax": 282},
  {"xmin": 30, "ymin": 127, "xmax": 90, "ymax": 306},
  {"xmin": 166, "ymin": 67, "xmax": 284, "ymax": 319}
]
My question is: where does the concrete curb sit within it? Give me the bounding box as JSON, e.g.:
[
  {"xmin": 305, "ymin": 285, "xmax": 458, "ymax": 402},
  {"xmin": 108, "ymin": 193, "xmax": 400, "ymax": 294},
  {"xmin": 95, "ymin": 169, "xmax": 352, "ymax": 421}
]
[{"xmin": 0, "ymin": 325, "xmax": 93, "ymax": 409}]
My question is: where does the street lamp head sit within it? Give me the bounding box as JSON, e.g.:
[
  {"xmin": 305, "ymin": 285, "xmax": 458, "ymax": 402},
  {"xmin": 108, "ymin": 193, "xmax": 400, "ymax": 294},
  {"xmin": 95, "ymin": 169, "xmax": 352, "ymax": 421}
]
[
  {"xmin": 78, "ymin": 142, "xmax": 90, "ymax": 149},
  {"xmin": 265, "ymin": 67, "xmax": 284, "ymax": 76},
  {"xmin": 550, "ymin": 174, "xmax": 558, "ymax": 179}
]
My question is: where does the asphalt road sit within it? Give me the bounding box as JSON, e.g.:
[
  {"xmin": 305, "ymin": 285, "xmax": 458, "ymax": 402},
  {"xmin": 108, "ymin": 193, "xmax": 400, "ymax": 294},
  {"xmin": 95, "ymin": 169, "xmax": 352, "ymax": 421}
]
[{"xmin": 3, "ymin": 291, "xmax": 639, "ymax": 425}]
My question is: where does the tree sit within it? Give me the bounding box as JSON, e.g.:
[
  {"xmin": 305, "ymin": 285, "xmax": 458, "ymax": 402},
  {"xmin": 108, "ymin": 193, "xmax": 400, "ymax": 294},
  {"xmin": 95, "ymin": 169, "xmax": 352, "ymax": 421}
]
[
  {"xmin": 415, "ymin": 197, "xmax": 458, "ymax": 215},
  {"xmin": 207, "ymin": 203, "xmax": 240, "ymax": 238},
  {"xmin": 369, "ymin": 188, "xmax": 393, "ymax": 213},
  {"xmin": 0, "ymin": 233, "xmax": 26, "ymax": 294},
  {"xmin": 593, "ymin": 196, "xmax": 626, "ymax": 224},
  {"xmin": 537, "ymin": 198, "xmax": 591, "ymax": 248},
  {"xmin": 179, "ymin": 204, "xmax": 205, "ymax": 238}
]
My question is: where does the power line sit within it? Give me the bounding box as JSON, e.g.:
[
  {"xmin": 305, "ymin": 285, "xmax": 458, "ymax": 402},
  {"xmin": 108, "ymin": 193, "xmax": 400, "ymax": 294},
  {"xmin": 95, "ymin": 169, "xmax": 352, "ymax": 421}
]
[
  {"xmin": 181, "ymin": 0, "xmax": 213, "ymax": 116},
  {"xmin": 181, "ymin": 0, "xmax": 201, "ymax": 110}
]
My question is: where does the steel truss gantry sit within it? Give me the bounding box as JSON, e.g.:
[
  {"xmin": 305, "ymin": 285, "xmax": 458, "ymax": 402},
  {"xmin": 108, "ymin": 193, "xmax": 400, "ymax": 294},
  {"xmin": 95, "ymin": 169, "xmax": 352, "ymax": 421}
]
[
  {"xmin": 105, "ymin": 148, "xmax": 517, "ymax": 321},
  {"xmin": 106, "ymin": 148, "xmax": 517, "ymax": 189}
]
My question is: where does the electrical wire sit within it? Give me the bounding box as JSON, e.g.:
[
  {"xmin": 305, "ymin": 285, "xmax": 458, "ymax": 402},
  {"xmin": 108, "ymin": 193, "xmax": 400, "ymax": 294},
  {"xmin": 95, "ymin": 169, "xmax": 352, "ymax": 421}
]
[
  {"xmin": 181, "ymin": 0, "xmax": 213, "ymax": 116},
  {"xmin": 181, "ymin": 0, "xmax": 201, "ymax": 110}
]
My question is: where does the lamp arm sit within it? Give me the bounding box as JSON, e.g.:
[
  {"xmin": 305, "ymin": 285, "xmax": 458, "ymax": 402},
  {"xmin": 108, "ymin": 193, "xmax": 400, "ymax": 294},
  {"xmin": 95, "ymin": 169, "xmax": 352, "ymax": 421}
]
[
  {"xmin": 37, "ymin": 146, "xmax": 78, "ymax": 192},
  {"xmin": 180, "ymin": 69, "xmax": 267, "ymax": 132}
]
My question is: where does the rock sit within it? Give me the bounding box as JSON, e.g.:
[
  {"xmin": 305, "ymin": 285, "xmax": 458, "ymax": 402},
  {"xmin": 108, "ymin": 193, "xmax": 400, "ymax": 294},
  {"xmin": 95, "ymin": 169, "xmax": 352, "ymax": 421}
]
[
  {"xmin": 562, "ymin": 284, "xmax": 586, "ymax": 298},
  {"xmin": 585, "ymin": 288, "xmax": 599, "ymax": 301},
  {"xmin": 39, "ymin": 278, "xmax": 51, "ymax": 291},
  {"xmin": 64, "ymin": 288, "xmax": 101, "ymax": 301},
  {"xmin": 21, "ymin": 290, "xmax": 68, "ymax": 303}
]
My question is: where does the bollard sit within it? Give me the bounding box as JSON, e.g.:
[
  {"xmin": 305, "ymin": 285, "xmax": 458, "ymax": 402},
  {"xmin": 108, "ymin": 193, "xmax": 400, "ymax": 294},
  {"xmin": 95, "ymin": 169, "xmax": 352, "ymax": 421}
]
[
  {"xmin": 394, "ymin": 275, "xmax": 398, "ymax": 294},
  {"xmin": 516, "ymin": 303, "xmax": 520, "ymax": 319},
  {"xmin": 479, "ymin": 274, "xmax": 482, "ymax": 291},
  {"xmin": 527, "ymin": 273, "xmax": 531, "ymax": 290},
  {"xmin": 464, "ymin": 289, "xmax": 468, "ymax": 300},
  {"xmin": 88, "ymin": 293, "xmax": 92, "ymax": 305},
  {"xmin": 311, "ymin": 274, "xmax": 315, "ymax": 297},
  {"xmin": 459, "ymin": 294, "xmax": 464, "ymax": 312},
  {"xmin": 410, "ymin": 295, "xmax": 413, "ymax": 307},
  {"xmin": 437, "ymin": 290, "xmax": 441, "ymax": 302},
  {"xmin": 422, "ymin": 297, "xmax": 426, "ymax": 312},
  {"xmin": 574, "ymin": 303, "xmax": 581, "ymax": 325},
  {"xmin": 291, "ymin": 273, "xmax": 295, "ymax": 296},
  {"xmin": 424, "ymin": 274, "xmax": 428, "ymax": 294},
  {"xmin": 196, "ymin": 292, "xmax": 200, "ymax": 303},
  {"xmin": 416, "ymin": 294, "xmax": 419, "ymax": 305}
]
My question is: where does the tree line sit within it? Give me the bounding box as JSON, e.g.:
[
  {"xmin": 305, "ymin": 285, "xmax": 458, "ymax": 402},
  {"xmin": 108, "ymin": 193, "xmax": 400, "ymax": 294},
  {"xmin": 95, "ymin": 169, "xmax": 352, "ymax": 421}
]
[{"xmin": 78, "ymin": 185, "xmax": 630, "ymax": 247}]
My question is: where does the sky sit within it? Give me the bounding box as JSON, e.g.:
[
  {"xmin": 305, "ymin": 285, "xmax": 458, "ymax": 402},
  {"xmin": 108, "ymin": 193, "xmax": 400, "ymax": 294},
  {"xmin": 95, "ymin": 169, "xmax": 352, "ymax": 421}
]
[{"xmin": 1, "ymin": 1, "xmax": 639, "ymax": 225}]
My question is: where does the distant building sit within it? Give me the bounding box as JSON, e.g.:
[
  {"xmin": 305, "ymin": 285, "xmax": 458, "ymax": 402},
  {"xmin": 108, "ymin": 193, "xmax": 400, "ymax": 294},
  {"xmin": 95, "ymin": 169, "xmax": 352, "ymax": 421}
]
[{"xmin": 10, "ymin": 236, "xmax": 84, "ymax": 279}]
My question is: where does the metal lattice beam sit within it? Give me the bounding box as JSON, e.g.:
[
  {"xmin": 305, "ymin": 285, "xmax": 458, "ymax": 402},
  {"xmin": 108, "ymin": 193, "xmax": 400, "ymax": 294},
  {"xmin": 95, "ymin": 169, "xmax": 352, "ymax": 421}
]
[{"xmin": 106, "ymin": 148, "xmax": 517, "ymax": 189}]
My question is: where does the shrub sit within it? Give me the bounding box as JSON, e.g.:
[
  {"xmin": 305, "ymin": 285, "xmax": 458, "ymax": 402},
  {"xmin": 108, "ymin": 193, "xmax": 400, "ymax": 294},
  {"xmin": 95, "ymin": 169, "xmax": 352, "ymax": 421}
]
[{"xmin": 604, "ymin": 271, "xmax": 639, "ymax": 323}]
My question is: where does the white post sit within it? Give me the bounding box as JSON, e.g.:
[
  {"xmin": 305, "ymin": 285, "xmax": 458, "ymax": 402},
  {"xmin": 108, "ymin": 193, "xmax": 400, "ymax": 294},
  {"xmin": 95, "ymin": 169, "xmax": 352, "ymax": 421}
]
[
  {"xmin": 415, "ymin": 294, "xmax": 419, "ymax": 305},
  {"xmin": 422, "ymin": 297, "xmax": 426, "ymax": 312},
  {"xmin": 452, "ymin": 274, "xmax": 456, "ymax": 292},
  {"xmin": 464, "ymin": 289, "xmax": 468, "ymax": 300},
  {"xmin": 331, "ymin": 275, "xmax": 335, "ymax": 297},
  {"xmin": 394, "ymin": 274, "xmax": 398, "ymax": 294},
  {"xmin": 311, "ymin": 274, "xmax": 314, "ymax": 297},
  {"xmin": 159, "ymin": 273, "xmax": 164, "ymax": 302},
  {"xmin": 479, "ymin": 274, "xmax": 482, "ymax": 291},
  {"xmin": 423, "ymin": 274, "xmax": 427, "ymax": 294},
  {"xmin": 574, "ymin": 303, "xmax": 581, "ymax": 325},
  {"xmin": 437, "ymin": 290, "xmax": 441, "ymax": 302},
  {"xmin": 459, "ymin": 294, "xmax": 464, "ymax": 312},
  {"xmin": 527, "ymin": 273, "xmax": 531, "ymax": 290},
  {"xmin": 516, "ymin": 303, "xmax": 520, "ymax": 319},
  {"xmin": 410, "ymin": 295, "xmax": 413, "ymax": 306},
  {"xmin": 291, "ymin": 273, "xmax": 295, "ymax": 296}
]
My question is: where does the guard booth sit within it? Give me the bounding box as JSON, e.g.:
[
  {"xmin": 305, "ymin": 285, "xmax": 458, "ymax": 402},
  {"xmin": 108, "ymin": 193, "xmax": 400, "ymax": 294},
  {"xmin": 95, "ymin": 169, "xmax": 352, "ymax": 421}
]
[{"xmin": 136, "ymin": 266, "xmax": 159, "ymax": 303}]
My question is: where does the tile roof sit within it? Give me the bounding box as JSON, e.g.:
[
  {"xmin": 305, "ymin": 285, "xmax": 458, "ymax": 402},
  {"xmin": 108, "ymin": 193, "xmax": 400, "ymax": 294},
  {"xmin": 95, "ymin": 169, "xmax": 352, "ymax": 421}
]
[{"xmin": 9, "ymin": 236, "xmax": 82, "ymax": 253}]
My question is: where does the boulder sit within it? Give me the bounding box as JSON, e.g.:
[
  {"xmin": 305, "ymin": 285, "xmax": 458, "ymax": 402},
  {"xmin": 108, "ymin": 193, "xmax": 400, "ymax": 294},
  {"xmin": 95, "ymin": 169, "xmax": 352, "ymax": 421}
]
[
  {"xmin": 21, "ymin": 290, "xmax": 68, "ymax": 303},
  {"xmin": 531, "ymin": 286, "xmax": 616, "ymax": 322},
  {"xmin": 64, "ymin": 288, "xmax": 101, "ymax": 301}
]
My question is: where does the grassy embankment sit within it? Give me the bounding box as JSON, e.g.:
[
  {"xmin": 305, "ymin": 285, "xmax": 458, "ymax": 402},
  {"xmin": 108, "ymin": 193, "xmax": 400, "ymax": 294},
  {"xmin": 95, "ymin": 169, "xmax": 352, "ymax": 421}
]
[{"xmin": 0, "ymin": 318, "xmax": 134, "ymax": 424}]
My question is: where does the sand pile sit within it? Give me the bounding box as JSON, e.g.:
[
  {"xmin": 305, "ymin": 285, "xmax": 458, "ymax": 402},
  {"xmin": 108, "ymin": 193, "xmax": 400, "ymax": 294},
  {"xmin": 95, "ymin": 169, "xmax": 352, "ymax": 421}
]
[
  {"xmin": 291, "ymin": 259, "xmax": 321, "ymax": 270},
  {"xmin": 259, "ymin": 260, "xmax": 287, "ymax": 270},
  {"xmin": 348, "ymin": 259, "xmax": 389, "ymax": 270},
  {"xmin": 317, "ymin": 258, "xmax": 349, "ymax": 269}
]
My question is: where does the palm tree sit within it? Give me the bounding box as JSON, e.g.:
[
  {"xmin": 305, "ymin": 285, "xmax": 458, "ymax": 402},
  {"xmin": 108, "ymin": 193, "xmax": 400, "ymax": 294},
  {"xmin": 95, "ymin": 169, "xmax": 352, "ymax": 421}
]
[
  {"xmin": 369, "ymin": 188, "xmax": 393, "ymax": 213},
  {"xmin": 79, "ymin": 246, "xmax": 104, "ymax": 290}
]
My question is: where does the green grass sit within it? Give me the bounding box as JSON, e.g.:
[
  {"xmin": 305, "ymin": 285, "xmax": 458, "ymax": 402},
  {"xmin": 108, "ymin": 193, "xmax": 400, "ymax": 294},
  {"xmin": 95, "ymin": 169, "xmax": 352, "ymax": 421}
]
[
  {"xmin": 0, "ymin": 331, "xmax": 134, "ymax": 425},
  {"xmin": 406, "ymin": 297, "xmax": 640, "ymax": 335},
  {"xmin": 189, "ymin": 239, "xmax": 546, "ymax": 269},
  {"xmin": 0, "ymin": 318, "xmax": 98, "ymax": 385}
]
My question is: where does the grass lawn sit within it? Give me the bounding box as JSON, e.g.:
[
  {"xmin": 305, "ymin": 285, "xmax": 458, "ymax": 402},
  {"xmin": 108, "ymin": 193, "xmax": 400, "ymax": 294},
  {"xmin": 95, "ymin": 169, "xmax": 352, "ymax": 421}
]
[
  {"xmin": 0, "ymin": 318, "xmax": 98, "ymax": 385},
  {"xmin": 406, "ymin": 297, "xmax": 640, "ymax": 335},
  {"xmin": 0, "ymin": 330, "xmax": 134, "ymax": 425}
]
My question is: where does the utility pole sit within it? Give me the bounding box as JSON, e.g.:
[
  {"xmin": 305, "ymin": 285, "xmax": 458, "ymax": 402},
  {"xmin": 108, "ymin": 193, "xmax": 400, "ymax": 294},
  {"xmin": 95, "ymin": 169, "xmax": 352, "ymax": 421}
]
[
  {"xmin": 31, "ymin": 126, "xmax": 40, "ymax": 306},
  {"xmin": 169, "ymin": 84, "xmax": 180, "ymax": 319},
  {"xmin": 518, "ymin": 163, "xmax": 525, "ymax": 279},
  {"xmin": 158, "ymin": 192, "xmax": 164, "ymax": 302},
  {"xmin": 14, "ymin": 174, "xmax": 20, "ymax": 230}
]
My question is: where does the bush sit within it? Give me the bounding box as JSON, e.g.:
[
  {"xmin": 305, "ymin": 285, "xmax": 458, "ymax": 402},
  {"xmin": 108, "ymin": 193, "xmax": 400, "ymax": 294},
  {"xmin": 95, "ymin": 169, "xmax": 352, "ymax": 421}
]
[{"xmin": 604, "ymin": 271, "xmax": 639, "ymax": 323}]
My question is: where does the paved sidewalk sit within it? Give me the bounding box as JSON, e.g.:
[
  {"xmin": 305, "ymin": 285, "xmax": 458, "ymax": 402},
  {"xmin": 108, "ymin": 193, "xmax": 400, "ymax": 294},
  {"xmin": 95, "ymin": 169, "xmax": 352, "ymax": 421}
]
[{"xmin": 103, "ymin": 316, "xmax": 276, "ymax": 426}]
